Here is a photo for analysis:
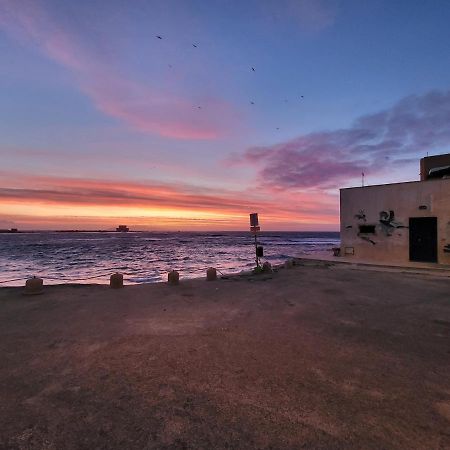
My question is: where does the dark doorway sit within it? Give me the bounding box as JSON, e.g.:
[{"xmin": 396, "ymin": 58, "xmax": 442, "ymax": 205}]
[{"xmin": 409, "ymin": 217, "xmax": 438, "ymax": 263}]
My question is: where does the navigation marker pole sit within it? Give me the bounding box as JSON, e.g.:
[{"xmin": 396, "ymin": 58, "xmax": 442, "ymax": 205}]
[{"xmin": 250, "ymin": 213, "xmax": 261, "ymax": 268}]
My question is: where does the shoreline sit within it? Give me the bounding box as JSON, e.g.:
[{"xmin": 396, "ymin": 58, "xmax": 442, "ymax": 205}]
[
  {"xmin": 0, "ymin": 266, "xmax": 255, "ymax": 288},
  {"xmin": 2, "ymin": 254, "xmax": 449, "ymax": 289}
]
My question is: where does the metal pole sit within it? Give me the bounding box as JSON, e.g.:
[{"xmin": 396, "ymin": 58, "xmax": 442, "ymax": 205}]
[{"xmin": 254, "ymin": 233, "xmax": 259, "ymax": 268}]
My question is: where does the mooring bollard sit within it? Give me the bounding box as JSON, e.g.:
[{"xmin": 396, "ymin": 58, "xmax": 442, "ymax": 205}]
[
  {"xmin": 110, "ymin": 272, "xmax": 123, "ymax": 289},
  {"xmin": 24, "ymin": 276, "xmax": 44, "ymax": 295},
  {"xmin": 168, "ymin": 270, "xmax": 179, "ymax": 285},
  {"xmin": 262, "ymin": 261, "xmax": 272, "ymax": 273},
  {"xmin": 206, "ymin": 267, "xmax": 217, "ymax": 281}
]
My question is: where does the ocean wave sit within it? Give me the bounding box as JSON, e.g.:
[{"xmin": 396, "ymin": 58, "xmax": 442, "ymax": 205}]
[
  {"xmin": 0, "ymin": 231, "xmax": 340, "ymax": 286},
  {"xmin": 127, "ymin": 275, "xmax": 161, "ymax": 283}
]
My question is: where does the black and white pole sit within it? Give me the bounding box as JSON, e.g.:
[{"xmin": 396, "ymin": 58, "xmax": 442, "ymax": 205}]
[{"xmin": 250, "ymin": 213, "xmax": 261, "ymax": 268}]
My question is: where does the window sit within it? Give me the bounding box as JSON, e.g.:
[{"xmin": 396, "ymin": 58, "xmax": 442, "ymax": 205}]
[{"xmin": 359, "ymin": 224, "xmax": 376, "ymax": 234}]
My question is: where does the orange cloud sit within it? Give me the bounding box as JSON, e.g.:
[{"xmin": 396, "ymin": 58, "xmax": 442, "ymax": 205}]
[{"xmin": 0, "ymin": 172, "xmax": 339, "ymax": 230}]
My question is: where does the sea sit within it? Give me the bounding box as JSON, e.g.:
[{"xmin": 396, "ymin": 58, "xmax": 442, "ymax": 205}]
[{"xmin": 0, "ymin": 231, "xmax": 339, "ymax": 286}]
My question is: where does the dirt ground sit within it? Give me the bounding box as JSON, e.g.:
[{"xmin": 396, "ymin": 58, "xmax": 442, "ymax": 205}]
[{"xmin": 0, "ymin": 264, "xmax": 449, "ymax": 449}]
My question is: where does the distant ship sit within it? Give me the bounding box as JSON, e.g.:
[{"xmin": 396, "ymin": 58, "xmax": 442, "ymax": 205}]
[
  {"xmin": 116, "ymin": 225, "xmax": 129, "ymax": 232},
  {"xmin": 0, "ymin": 228, "xmax": 18, "ymax": 233}
]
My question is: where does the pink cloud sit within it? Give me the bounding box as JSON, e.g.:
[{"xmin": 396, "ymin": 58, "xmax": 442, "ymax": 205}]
[
  {"xmin": 0, "ymin": 0, "xmax": 237, "ymax": 140},
  {"xmin": 85, "ymin": 76, "xmax": 230, "ymax": 139}
]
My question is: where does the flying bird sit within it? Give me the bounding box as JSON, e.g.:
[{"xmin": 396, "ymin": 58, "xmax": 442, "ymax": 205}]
[
  {"xmin": 276, "ymin": 127, "xmax": 280, "ymax": 130},
  {"xmin": 251, "ymin": 67, "xmax": 255, "ymax": 71},
  {"xmin": 156, "ymin": 35, "xmax": 162, "ymax": 39},
  {"xmin": 192, "ymin": 44, "xmax": 198, "ymax": 48},
  {"xmin": 250, "ymin": 101, "xmax": 255, "ymax": 105}
]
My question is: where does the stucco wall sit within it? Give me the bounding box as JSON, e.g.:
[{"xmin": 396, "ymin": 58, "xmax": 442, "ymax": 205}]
[{"xmin": 340, "ymin": 179, "xmax": 450, "ymax": 265}]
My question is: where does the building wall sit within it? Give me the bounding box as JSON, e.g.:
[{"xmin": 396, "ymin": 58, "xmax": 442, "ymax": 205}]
[{"xmin": 340, "ymin": 179, "xmax": 450, "ymax": 265}]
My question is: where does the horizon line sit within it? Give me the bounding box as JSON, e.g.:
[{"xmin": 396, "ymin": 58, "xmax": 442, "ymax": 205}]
[{"xmin": 0, "ymin": 229, "xmax": 341, "ymax": 233}]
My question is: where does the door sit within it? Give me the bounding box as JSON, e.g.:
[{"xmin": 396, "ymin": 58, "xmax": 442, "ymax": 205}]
[{"xmin": 409, "ymin": 217, "xmax": 438, "ymax": 263}]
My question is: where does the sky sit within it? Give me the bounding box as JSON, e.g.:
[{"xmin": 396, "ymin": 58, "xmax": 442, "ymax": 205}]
[{"xmin": 1, "ymin": 0, "xmax": 450, "ymax": 231}]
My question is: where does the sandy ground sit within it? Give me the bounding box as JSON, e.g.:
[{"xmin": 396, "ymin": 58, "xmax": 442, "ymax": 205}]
[{"xmin": 0, "ymin": 263, "xmax": 449, "ymax": 449}]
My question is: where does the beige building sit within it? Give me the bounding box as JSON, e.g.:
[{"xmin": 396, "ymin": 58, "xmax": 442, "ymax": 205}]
[{"xmin": 340, "ymin": 154, "xmax": 450, "ymax": 266}]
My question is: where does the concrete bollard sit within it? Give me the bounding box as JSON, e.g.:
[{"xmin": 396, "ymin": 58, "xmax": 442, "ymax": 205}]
[
  {"xmin": 24, "ymin": 276, "xmax": 44, "ymax": 295},
  {"xmin": 284, "ymin": 259, "xmax": 294, "ymax": 269},
  {"xmin": 110, "ymin": 272, "xmax": 123, "ymax": 289},
  {"xmin": 262, "ymin": 261, "xmax": 272, "ymax": 273},
  {"xmin": 206, "ymin": 267, "xmax": 217, "ymax": 281},
  {"xmin": 168, "ymin": 270, "xmax": 179, "ymax": 285}
]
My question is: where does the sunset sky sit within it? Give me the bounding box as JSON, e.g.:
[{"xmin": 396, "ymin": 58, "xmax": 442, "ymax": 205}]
[{"xmin": 1, "ymin": 0, "xmax": 450, "ymax": 230}]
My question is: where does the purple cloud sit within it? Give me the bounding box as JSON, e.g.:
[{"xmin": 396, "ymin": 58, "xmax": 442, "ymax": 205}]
[{"xmin": 235, "ymin": 90, "xmax": 450, "ymax": 190}]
